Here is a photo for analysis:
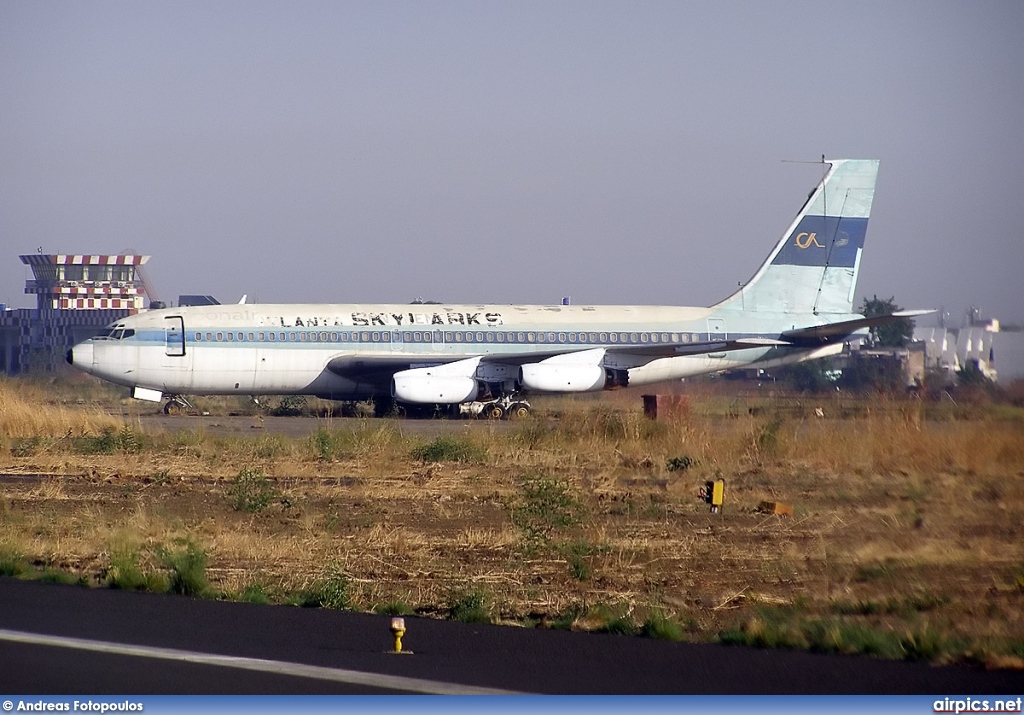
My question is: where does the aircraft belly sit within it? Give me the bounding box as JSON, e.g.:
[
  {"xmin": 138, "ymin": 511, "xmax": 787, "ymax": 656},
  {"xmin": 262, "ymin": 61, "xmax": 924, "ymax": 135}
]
[
  {"xmin": 252, "ymin": 347, "xmax": 335, "ymax": 394},
  {"xmin": 186, "ymin": 347, "xmax": 255, "ymax": 393}
]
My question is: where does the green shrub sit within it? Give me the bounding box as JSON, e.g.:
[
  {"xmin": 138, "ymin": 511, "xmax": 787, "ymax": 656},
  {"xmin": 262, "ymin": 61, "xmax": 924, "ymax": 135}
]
[
  {"xmin": 411, "ymin": 435, "xmax": 484, "ymax": 463},
  {"xmin": 251, "ymin": 434, "xmax": 287, "ymax": 460},
  {"xmin": 666, "ymin": 454, "xmax": 695, "ymax": 472},
  {"xmin": 239, "ymin": 582, "xmax": 271, "ymax": 604},
  {"xmin": 296, "ymin": 567, "xmax": 350, "ymax": 609},
  {"xmin": 511, "ymin": 474, "xmax": 584, "ymax": 544},
  {"xmin": 549, "ymin": 603, "xmax": 586, "ymax": 630},
  {"xmin": 310, "ymin": 428, "xmax": 335, "ymax": 462},
  {"xmin": 38, "ymin": 567, "xmax": 78, "ymax": 585},
  {"xmin": 228, "ymin": 466, "xmax": 280, "ymax": 513},
  {"xmin": 560, "ymin": 540, "xmax": 599, "ymax": 581},
  {"xmin": 448, "ymin": 589, "xmax": 491, "ymax": 624},
  {"xmin": 598, "ymin": 606, "xmax": 634, "ymax": 635},
  {"xmin": 755, "ymin": 417, "xmax": 784, "ymax": 456},
  {"xmin": 10, "ymin": 437, "xmax": 45, "ymax": 457},
  {"xmin": 74, "ymin": 425, "xmax": 142, "ymax": 455},
  {"xmin": 374, "ymin": 601, "xmax": 414, "ymax": 616},
  {"xmin": 0, "ymin": 548, "xmax": 26, "ymax": 577},
  {"xmin": 641, "ymin": 611, "xmax": 684, "ymax": 641},
  {"xmin": 158, "ymin": 538, "xmax": 211, "ymax": 597},
  {"xmin": 105, "ymin": 547, "xmax": 165, "ymax": 592}
]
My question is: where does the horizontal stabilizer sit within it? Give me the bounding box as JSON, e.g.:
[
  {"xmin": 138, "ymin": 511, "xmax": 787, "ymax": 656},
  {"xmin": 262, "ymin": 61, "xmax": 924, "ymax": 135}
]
[{"xmin": 782, "ymin": 310, "xmax": 933, "ymax": 343}]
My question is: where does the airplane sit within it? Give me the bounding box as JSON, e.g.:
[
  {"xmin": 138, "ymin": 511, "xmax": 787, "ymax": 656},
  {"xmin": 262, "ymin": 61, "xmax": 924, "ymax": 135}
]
[{"xmin": 67, "ymin": 158, "xmax": 927, "ymax": 417}]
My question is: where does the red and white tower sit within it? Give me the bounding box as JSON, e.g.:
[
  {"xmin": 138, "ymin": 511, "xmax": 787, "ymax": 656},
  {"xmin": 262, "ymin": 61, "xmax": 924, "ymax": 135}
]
[{"xmin": 20, "ymin": 253, "xmax": 150, "ymax": 312}]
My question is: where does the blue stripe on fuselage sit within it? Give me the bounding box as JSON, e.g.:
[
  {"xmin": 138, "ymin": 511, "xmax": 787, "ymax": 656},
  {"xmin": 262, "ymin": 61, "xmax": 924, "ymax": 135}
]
[
  {"xmin": 119, "ymin": 328, "xmax": 793, "ymax": 350},
  {"xmin": 772, "ymin": 215, "xmax": 867, "ymax": 268}
]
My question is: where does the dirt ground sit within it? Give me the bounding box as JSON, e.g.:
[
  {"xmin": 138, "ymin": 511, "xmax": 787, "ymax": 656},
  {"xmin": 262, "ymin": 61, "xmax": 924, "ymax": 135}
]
[{"xmin": 2, "ymin": 402, "xmax": 1023, "ymax": 666}]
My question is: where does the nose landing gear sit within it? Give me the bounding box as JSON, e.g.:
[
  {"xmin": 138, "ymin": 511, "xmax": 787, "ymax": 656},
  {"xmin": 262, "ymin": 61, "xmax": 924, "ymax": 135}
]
[{"xmin": 162, "ymin": 395, "xmax": 194, "ymax": 415}]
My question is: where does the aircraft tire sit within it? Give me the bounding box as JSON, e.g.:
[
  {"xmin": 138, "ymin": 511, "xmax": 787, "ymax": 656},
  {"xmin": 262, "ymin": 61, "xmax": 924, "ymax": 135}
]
[{"xmin": 508, "ymin": 402, "xmax": 531, "ymax": 419}]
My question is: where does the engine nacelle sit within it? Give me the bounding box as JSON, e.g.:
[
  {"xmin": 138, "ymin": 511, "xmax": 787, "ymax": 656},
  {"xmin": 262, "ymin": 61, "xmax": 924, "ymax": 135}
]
[
  {"xmin": 519, "ymin": 363, "xmax": 605, "ymax": 393},
  {"xmin": 392, "ymin": 373, "xmax": 479, "ymax": 404}
]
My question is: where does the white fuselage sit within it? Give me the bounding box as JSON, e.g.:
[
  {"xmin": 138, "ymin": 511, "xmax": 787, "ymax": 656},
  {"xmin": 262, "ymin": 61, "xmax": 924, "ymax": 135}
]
[{"xmin": 69, "ymin": 301, "xmax": 847, "ymax": 401}]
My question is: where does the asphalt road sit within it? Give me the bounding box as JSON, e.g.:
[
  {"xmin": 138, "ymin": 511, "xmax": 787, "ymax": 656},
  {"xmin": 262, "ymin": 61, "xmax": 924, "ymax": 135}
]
[{"xmin": 1, "ymin": 579, "xmax": 1022, "ymax": 695}]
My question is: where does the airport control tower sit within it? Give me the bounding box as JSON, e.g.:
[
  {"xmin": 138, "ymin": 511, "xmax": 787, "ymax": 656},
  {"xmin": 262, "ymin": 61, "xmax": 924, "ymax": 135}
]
[
  {"xmin": 20, "ymin": 253, "xmax": 150, "ymax": 312},
  {"xmin": 0, "ymin": 253, "xmax": 151, "ymax": 374}
]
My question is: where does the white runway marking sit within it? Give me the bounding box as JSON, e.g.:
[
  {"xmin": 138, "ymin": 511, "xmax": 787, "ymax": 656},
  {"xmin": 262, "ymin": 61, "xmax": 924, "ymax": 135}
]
[{"xmin": 0, "ymin": 628, "xmax": 520, "ymax": 695}]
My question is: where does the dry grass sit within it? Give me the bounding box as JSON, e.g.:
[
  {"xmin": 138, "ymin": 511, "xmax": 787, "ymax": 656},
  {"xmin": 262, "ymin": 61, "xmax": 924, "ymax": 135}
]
[
  {"xmin": 2, "ymin": 378, "xmax": 1023, "ymax": 665},
  {"xmin": 0, "ymin": 379, "xmax": 125, "ymax": 439}
]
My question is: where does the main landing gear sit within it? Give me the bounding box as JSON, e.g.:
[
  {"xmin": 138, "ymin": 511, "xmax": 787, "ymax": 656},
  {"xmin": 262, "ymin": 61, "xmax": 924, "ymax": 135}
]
[{"xmin": 461, "ymin": 394, "xmax": 531, "ymax": 420}]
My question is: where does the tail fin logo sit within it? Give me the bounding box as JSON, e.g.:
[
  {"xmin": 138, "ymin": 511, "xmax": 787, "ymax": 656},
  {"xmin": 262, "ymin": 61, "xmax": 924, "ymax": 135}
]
[{"xmin": 794, "ymin": 232, "xmax": 824, "ymax": 249}]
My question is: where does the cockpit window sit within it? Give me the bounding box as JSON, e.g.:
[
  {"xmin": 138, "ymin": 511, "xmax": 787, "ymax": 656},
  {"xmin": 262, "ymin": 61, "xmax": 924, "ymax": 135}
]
[{"xmin": 94, "ymin": 326, "xmax": 134, "ymax": 340}]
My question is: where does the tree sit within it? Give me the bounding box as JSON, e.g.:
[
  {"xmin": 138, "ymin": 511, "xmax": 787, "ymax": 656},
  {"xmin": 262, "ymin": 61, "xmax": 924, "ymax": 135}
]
[{"xmin": 860, "ymin": 295, "xmax": 914, "ymax": 348}]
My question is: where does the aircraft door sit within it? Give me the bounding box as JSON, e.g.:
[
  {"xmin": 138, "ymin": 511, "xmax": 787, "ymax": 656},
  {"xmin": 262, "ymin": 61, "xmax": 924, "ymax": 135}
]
[
  {"xmin": 431, "ymin": 329, "xmax": 445, "ymax": 352},
  {"xmin": 165, "ymin": 316, "xmax": 186, "ymax": 357},
  {"xmin": 707, "ymin": 318, "xmax": 727, "ymax": 343},
  {"xmin": 160, "ymin": 316, "xmax": 193, "ymax": 388}
]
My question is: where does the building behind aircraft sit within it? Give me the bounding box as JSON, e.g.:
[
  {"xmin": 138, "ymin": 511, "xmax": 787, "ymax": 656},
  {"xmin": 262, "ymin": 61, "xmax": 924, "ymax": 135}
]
[{"xmin": 1, "ymin": 254, "xmax": 150, "ymax": 375}]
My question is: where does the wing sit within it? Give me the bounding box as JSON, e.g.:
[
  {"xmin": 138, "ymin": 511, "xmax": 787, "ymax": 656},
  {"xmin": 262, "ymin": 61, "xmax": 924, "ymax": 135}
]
[{"xmin": 325, "ymin": 310, "xmax": 933, "ymax": 384}]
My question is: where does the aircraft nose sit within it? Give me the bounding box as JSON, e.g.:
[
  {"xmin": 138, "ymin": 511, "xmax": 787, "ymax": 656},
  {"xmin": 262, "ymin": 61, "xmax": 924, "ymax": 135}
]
[{"xmin": 67, "ymin": 342, "xmax": 93, "ymax": 370}]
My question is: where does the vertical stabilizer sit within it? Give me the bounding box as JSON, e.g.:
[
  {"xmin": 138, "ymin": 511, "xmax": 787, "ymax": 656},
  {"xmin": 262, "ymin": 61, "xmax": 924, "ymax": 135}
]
[{"xmin": 715, "ymin": 159, "xmax": 878, "ymax": 315}]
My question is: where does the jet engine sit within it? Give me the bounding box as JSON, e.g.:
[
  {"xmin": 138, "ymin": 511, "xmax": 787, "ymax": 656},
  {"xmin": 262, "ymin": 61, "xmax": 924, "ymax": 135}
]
[
  {"xmin": 391, "ymin": 373, "xmax": 479, "ymax": 404},
  {"xmin": 519, "ymin": 363, "xmax": 605, "ymax": 393}
]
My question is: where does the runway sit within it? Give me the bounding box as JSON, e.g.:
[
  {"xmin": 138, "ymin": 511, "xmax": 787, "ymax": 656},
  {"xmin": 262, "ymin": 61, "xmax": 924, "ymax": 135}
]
[{"xmin": 1, "ymin": 579, "xmax": 1022, "ymax": 694}]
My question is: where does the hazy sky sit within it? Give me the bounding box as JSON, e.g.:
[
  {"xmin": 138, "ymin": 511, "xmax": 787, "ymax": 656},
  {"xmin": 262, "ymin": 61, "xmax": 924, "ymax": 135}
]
[{"xmin": 2, "ymin": 1, "xmax": 1022, "ymax": 327}]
